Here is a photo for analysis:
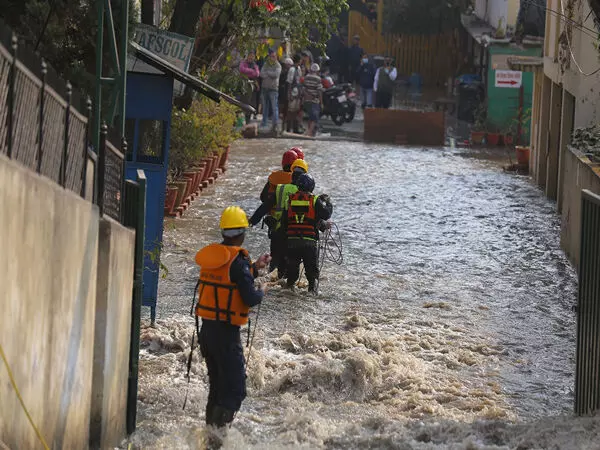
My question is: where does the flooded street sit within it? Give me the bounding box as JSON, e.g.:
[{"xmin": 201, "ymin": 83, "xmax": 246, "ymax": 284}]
[{"xmin": 128, "ymin": 139, "xmax": 600, "ymax": 449}]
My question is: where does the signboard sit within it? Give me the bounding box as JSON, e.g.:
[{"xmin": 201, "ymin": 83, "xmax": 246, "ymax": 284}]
[
  {"xmin": 495, "ymin": 70, "xmax": 522, "ymax": 88},
  {"xmin": 132, "ymin": 24, "xmax": 195, "ymax": 95}
]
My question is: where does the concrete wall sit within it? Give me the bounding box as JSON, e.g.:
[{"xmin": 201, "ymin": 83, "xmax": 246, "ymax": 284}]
[
  {"xmin": 0, "ymin": 154, "xmax": 99, "ymax": 449},
  {"xmin": 90, "ymin": 218, "xmax": 135, "ymax": 449},
  {"xmin": 560, "ymin": 147, "xmax": 600, "ymax": 269},
  {"xmin": 363, "ymin": 108, "xmax": 445, "ymax": 146},
  {"xmin": 474, "ymin": 0, "xmax": 519, "ymax": 30}
]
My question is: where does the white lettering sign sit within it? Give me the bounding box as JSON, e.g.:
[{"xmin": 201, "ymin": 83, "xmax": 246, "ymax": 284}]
[
  {"xmin": 133, "ymin": 24, "xmax": 194, "ymax": 72},
  {"xmin": 495, "ymin": 70, "xmax": 522, "ymax": 88}
]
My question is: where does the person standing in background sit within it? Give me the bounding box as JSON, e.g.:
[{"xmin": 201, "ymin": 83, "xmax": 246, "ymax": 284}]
[
  {"xmin": 238, "ymin": 52, "xmax": 260, "ymax": 124},
  {"xmin": 374, "ymin": 56, "xmax": 397, "ymax": 109},
  {"xmin": 260, "ymin": 48, "xmax": 282, "ymax": 131},
  {"xmin": 356, "ymin": 53, "xmax": 376, "ymax": 109},
  {"xmin": 347, "ymin": 35, "xmax": 363, "ymax": 91}
]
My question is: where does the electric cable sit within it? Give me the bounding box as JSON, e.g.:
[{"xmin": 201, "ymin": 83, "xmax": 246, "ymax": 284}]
[
  {"xmin": 0, "ymin": 343, "xmax": 50, "ymax": 450},
  {"xmin": 558, "ymin": 0, "xmax": 600, "ymax": 76}
]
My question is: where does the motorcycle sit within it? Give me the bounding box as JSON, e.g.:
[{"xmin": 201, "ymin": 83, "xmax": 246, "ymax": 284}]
[{"xmin": 321, "ymin": 83, "xmax": 357, "ymax": 126}]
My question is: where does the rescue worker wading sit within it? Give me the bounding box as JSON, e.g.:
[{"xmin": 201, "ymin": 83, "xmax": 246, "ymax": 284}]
[
  {"xmin": 250, "ymin": 157, "xmax": 309, "ymax": 278},
  {"xmin": 283, "ymin": 173, "xmax": 333, "ymax": 292},
  {"xmin": 194, "ymin": 206, "xmax": 271, "ymax": 428}
]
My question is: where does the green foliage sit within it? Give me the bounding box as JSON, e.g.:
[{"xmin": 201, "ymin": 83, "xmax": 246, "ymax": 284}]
[
  {"xmin": 503, "ymin": 107, "xmax": 532, "ymax": 140},
  {"xmin": 472, "ymin": 103, "xmax": 487, "ymax": 132},
  {"xmin": 0, "ymin": 0, "xmax": 138, "ymax": 100},
  {"xmin": 383, "ymin": 0, "xmax": 462, "ymax": 35},
  {"xmin": 169, "ymin": 96, "xmax": 239, "ymax": 178}
]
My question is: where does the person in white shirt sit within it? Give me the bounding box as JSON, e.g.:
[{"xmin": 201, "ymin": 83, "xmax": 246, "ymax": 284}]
[{"xmin": 374, "ymin": 56, "xmax": 397, "ymax": 109}]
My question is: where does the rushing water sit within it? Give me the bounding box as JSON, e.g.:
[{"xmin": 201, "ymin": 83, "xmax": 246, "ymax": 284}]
[{"xmin": 126, "ymin": 139, "xmax": 600, "ymax": 449}]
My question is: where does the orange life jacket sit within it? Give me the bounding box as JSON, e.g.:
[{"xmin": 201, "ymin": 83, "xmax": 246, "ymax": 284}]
[
  {"xmin": 267, "ymin": 170, "xmax": 292, "ymax": 194},
  {"xmin": 286, "ymin": 192, "xmax": 318, "ymax": 240},
  {"xmin": 194, "ymin": 244, "xmax": 250, "ymax": 326}
]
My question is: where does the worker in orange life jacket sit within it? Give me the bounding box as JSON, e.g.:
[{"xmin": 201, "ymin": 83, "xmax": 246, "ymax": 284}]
[
  {"xmin": 283, "ymin": 173, "xmax": 333, "ymax": 293},
  {"xmin": 194, "ymin": 206, "xmax": 271, "ymax": 428},
  {"xmin": 259, "ymin": 148, "xmax": 304, "ymax": 203}
]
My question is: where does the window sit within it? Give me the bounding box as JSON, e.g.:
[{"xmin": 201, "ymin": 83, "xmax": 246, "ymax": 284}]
[{"xmin": 137, "ymin": 119, "xmax": 166, "ymax": 163}]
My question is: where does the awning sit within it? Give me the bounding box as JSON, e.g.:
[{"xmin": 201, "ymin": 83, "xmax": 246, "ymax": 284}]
[
  {"xmin": 129, "ymin": 41, "xmax": 256, "ymax": 114},
  {"xmin": 507, "ymin": 56, "xmax": 543, "ymax": 72}
]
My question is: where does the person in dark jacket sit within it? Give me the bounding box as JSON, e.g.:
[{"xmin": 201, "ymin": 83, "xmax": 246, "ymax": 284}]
[
  {"xmin": 194, "ymin": 206, "xmax": 270, "ymax": 429},
  {"xmin": 283, "ymin": 173, "xmax": 333, "ymax": 293},
  {"xmin": 347, "ymin": 35, "xmax": 363, "ymax": 86},
  {"xmin": 356, "ymin": 53, "xmax": 376, "ymax": 109}
]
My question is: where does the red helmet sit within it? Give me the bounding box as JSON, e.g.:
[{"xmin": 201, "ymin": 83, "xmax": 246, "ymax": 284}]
[
  {"xmin": 282, "ymin": 150, "xmax": 298, "ymax": 168},
  {"xmin": 290, "ymin": 147, "xmax": 304, "ymax": 160}
]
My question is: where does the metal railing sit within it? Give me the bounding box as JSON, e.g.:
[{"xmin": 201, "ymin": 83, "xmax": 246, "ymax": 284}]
[
  {"xmin": 122, "ymin": 169, "xmax": 146, "ymax": 435},
  {"xmin": 0, "ymin": 19, "xmax": 126, "ymax": 223},
  {"xmin": 575, "ymin": 189, "xmax": 600, "ymax": 415}
]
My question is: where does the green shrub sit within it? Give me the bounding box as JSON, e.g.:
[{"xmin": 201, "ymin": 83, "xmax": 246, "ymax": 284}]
[{"xmin": 169, "ymin": 97, "xmax": 239, "ymax": 180}]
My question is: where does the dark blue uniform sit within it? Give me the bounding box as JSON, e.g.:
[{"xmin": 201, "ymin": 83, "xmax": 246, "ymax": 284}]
[{"xmin": 199, "ymin": 245, "xmax": 263, "ymax": 427}]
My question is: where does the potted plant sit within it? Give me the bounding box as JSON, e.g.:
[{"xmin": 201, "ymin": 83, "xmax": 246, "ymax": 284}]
[
  {"xmin": 164, "ymin": 172, "xmax": 180, "ymax": 217},
  {"xmin": 471, "ymin": 103, "xmax": 487, "ymax": 145},
  {"xmin": 502, "ymin": 119, "xmax": 516, "ymax": 146},
  {"xmin": 486, "ymin": 121, "xmax": 501, "ymax": 146},
  {"xmin": 514, "ymin": 107, "xmax": 532, "ymax": 166}
]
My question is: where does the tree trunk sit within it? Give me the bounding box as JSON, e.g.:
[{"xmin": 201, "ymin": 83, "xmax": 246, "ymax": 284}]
[
  {"xmin": 141, "ymin": 0, "xmax": 155, "ymax": 25},
  {"xmin": 168, "ymin": 0, "xmax": 206, "ymax": 37}
]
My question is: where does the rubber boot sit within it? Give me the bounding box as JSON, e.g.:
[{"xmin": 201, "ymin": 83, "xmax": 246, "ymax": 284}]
[{"xmin": 210, "ymin": 405, "xmax": 236, "ymax": 428}]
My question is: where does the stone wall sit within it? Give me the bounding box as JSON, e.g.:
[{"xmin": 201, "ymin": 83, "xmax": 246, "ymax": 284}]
[
  {"xmin": 363, "ymin": 108, "xmax": 445, "ymax": 146},
  {"xmin": 90, "ymin": 218, "xmax": 135, "ymax": 449},
  {"xmin": 0, "ymin": 154, "xmax": 136, "ymax": 449},
  {"xmin": 560, "ymin": 147, "xmax": 600, "ymax": 269},
  {"xmin": 0, "ymin": 154, "xmax": 99, "ymax": 449}
]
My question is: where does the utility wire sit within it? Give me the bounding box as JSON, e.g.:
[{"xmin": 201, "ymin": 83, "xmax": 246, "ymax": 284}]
[
  {"xmin": 558, "ymin": 0, "xmax": 600, "ymax": 76},
  {"xmin": 520, "ymin": 0, "xmax": 600, "ymax": 40},
  {"xmin": 0, "ymin": 343, "xmax": 50, "ymax": 450}
]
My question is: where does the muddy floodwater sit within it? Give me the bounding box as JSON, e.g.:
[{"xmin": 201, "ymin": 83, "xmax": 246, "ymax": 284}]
[{"xmin": 127, "ymin": 139, "xmax": 600, "ymax": 449}]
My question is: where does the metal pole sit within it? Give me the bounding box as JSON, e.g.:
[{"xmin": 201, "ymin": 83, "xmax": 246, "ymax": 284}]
[
  {"xmin": 517, "ymin": 84, "xmax": 524, "ymax": 145},
  {"xmin": 81, "ymin": 97, "xmax": 93, "ymax": 198},
  {"xmin": 61, "ymin": 82, "xmax": 72, "ymax": 187},
  {"xmin": 37, "ymin": 59, "xmax": 47, "ymax": 173},
  {"xmin": 7, "ymin": 34, "xmax": 17, "ymax": 159},
  {"xmin": 97, "ymin": 122, "xmax": 108, "ymax": 215},
  {"xmin": 118, "ymin": 0, "xmax": 129, "ymax": 137},
  {"xmin": 93, "ymin": 0, "xmax": 105, "ymax": 153}
]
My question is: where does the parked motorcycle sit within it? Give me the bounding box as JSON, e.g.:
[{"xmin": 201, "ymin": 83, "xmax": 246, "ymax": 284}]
[{"xmin": 321, "ymin": 83, "xmax": 356, "ymax": 126}]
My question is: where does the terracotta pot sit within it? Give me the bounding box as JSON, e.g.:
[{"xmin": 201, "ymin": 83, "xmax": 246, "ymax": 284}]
[
  {"xmin": 503, "ymin": 134, "xmax": 514, "ymax": 146},
  {"xmin": 471, "ymin": 131, "xmax": 485, "ymax": 145},
  {"xmin": 515, "ymin": 146, "xmax": 530, "ymax": 166},
  {"xmin": 182, "ymin": 172, "xmax": 196, "ymax": 200},
  {"xmin": 487, "ymin": 132, "xmax": 501, "ymax": 146},
  {"xmin": 192, "ymin": 166, "xmax": 205, "ymax": 193},
  {"xmin": 219, "ymin": 146, "xmax": 231, "ymax": 170},
  {"xmin": 164, "ymin": 185, "xmax": 178, "ymax": 215},
  {"xmin": 173, "ymin": 181, "xmax": 188, "ymax": 209}
]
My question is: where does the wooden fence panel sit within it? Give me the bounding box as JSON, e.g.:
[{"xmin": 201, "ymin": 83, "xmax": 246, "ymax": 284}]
[{"xmin": 348, "ymin": 10, "xmax": 460, "ymax": 86}]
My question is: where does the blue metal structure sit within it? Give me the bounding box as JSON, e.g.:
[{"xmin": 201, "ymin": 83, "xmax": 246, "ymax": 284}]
[{"xmin": 124, "ymin": 72, "xmax": 172, "ymax": 323}]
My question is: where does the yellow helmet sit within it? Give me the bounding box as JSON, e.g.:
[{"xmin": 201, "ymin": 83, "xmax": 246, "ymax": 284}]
[
  {"xmin": 220, "ymin": 206, "xmax": 249, "ymax": 232},
  {"xmin": 291, "ymin": 158, "xmax": 308, "ymax": 173}
]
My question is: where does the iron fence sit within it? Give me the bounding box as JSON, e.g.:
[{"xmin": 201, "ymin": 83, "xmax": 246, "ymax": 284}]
[
  {"xmin": 575, "ymin": 189, "xmax": 600, "ymax": 415},
  {"xmin": 0, "ymin": 19, "xmax": 126, "ymax": 223}
]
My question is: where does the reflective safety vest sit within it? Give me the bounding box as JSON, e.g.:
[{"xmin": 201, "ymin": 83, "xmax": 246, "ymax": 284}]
[
  {"xmin": 267, "ymin": 170, "xmax": 292, "ymax": 194},
  {"xmin": 194, "ymin": 244, "xmax": 250, "ymax": 326},
  {"xmin": 286, "ymin": 192, "xmax": 317, "ymax": 240},
  {"xmin": 272, "ymin": 183, "xmax": 299, "ymax": 229}
]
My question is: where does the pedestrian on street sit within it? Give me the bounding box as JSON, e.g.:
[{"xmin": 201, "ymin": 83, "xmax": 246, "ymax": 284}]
[
  {"xmin": 357, "ymin": 53, "xmax": 376, "ymax": 109},
  {"xmin": 374, "ymin": 56, "xmax": 397, "ymax": 109},
  {"xmin": 347, "ymin": 35, "xmax": 363, "ymax": 92},
  {"xmin": 279, "ymin": 57, "xmax": 294, "ymax": 133},
  {"xmin": 302, "ymin": 63, "xmax": 323, "ymax": 137},
  {"xmin": 283, "ymin": 173, "xmax": 333, "ymax": 293},
  {"xmin": 260, "ymin": 48, "xmax": 282, "ymax": 131},
  {"xmin": 238, "ymin": 52, "xmax": 260, "ymax": 124},
  {"xmin": 194, "ymin": 206, "xmax": 271, "ymax": 429},
  {"xmin": 286, "ymin": 54, "xmax": 303, "ymax": 134}
]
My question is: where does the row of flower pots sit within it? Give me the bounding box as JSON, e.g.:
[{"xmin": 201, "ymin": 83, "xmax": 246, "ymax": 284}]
[
  {"xmin": 470, "ymin": 131, "xmax": 515, "ymax": 146},
  {"xmin": 164, "ymin": 146, "xmax": 231, "ymax": 217}
]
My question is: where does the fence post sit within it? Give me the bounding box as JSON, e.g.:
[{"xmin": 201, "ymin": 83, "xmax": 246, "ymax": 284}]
[
  {"xmin": 97, "ymin": 122, "xmax": 108, "ymax": 216},
  {"xmin": 61, "ymin": 82, "xmax": 72, "ymax": 187},
  {"xmin": 7, "ymin": 34, "xmax": 17, "ymax": 159},
  {"xmin": 120, "ymin": 137, "xmax": 128, "ymax": 223},
  {"xmin": 37, "ymin": 59, "xmax": 47, "ymax": 174},
  {"xmin": 81, "ymin": 97, "xmax": 93, "ymax": 198}
]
